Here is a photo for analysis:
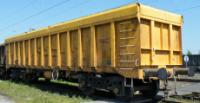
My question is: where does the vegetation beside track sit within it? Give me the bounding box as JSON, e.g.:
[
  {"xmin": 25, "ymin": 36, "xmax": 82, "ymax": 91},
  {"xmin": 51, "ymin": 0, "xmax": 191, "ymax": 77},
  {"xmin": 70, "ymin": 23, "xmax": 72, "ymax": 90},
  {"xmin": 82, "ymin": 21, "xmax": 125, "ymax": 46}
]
[
  {"xmin": 0, "ymin": 79, "xmax": 198, "ymax": 103},
  {"xmin": 0, "ymin": 80, "xmax": 91, "ymax": 103}
]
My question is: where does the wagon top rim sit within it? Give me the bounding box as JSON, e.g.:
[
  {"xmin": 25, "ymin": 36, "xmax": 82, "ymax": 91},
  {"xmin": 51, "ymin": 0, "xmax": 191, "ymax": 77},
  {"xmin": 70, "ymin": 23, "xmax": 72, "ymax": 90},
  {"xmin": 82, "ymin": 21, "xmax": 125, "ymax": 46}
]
[{"xmin": 5, "ymin": 3, "xmax": 183, "ymax": 43}]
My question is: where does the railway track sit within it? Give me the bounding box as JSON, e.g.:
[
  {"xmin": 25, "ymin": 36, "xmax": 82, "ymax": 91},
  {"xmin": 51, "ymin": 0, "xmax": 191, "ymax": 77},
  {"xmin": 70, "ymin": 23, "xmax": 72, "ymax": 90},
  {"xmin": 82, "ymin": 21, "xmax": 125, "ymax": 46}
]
[
  {"xmin": 160, "ymin": 100, "xmax": 182, "ymax": 103},
  {"xmin": 171, "ymin": 92, "xmax": 200, "ymax": 101},
  {"xmin": 5, "ymin": 79, "xmax": 200, "ymax": 103},
  {"xmin": 159, "ymin": 92, "xmax": 200, "ymax": 103},
  {"xmin": 169, "ymin": 78, "xmax": 200, "ymax": 83}
]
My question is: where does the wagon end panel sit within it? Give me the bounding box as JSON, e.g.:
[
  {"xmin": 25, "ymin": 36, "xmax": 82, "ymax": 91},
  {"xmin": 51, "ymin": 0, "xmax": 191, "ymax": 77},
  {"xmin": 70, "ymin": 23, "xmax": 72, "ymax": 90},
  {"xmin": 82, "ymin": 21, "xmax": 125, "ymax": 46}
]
[
  {"xmin": 140, "ymin": 19, "xmax": 182, "ymax": 67},
  {"xmin": 172, "ymin": 25, "xmax": 182, "ymax": 65}
]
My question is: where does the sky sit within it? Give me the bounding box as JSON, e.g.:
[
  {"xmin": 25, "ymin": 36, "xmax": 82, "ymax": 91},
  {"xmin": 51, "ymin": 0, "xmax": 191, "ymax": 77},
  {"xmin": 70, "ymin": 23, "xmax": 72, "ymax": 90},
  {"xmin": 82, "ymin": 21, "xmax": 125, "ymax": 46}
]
[{"xmin": 0, "ymin": 0, "xmax": 199, "ymax": 54}]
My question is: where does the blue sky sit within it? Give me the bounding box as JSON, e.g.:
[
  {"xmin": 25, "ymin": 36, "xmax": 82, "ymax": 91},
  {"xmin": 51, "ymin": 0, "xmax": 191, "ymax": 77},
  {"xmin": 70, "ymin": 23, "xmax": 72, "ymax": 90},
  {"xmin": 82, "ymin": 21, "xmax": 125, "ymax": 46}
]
[{"xmin": 0, "ymin": 0, "xmax": 199, "ymax": 54}]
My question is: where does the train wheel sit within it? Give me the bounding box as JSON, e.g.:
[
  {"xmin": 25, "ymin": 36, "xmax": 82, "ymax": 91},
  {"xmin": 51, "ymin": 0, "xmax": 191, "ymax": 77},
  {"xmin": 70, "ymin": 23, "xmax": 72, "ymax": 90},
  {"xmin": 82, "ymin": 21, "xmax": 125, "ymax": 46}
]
[
  {"xmin": 117, "ymin": 96, "xmax": 132, "ymax": 102},
  {"xmin": 78, "ymin": 77, "xmax": 95, "ymax": 96},
  {"xmin": 52, "ymin": 69, "xmax": 59, "ymax": 80},
  {"xmin": 114, "ymin": 80, "xmax": 132, "ymax": 102},
  {"xmin": 82, "ymin": 86, "xmax": 95, "ymax": 96},
  {"xmin": 31, "ymin": 76, "xmax": 38, "ymax": 82},
  {"xmin": 141, "ymin": 80, "xmax": 159, "ymax": 98},
  {"xmin": 23, "ymin": 73, "xmax": 37, "ymax": 83},
  {"xmin": 22, "ymin": 74, "xmax": 31, "ymax": 83},
  {"xmin": 45, "ymin": 78, "xmax": 51, "ymax": 83},
  {"xmin": 0, "ymin": 69, "xmax": 6, "ymax": 79},
  {"xmin": 10, "ymin": 69, "xmax": 20, "ymax": 81},
  {"xmin": 115, "ymin": 87, "xmax": 132, "ymax": 102}
]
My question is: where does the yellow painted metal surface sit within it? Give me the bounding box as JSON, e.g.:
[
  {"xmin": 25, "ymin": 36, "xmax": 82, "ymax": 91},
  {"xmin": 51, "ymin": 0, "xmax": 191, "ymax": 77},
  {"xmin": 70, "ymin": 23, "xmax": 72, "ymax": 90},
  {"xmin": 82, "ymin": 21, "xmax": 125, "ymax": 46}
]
[
  {"xmin": 6, "ymin": 44, "xmax": 11, "ymax": 65},
  {"xmin": 81, "ymin": 27, "xmax": 91, "ymax": 67},
  {"xmin": 116, "ymin": 19, "xmax": 140, "ymax": 68},
  {"xmin": 70, "ymin": 30, "xmax": 79, "ymax": 68},
  {"xmin": 36, "ymin": 38, "xmax": 42, "ymax": 66},
  {"xmin": 5, "ymin": 3, "xmax": 183, "ymax": 79},
  {"xmin": 30, "ymin": 39, "xmax": 35, "ymax": 65},
  {"xmin": 96, "ymin": 23, "xmax": 111, "ymax": 67},
  {"xmin": 60, "ymin": 32, "xmax": 67, "ymax": 67},
  {"xmin": 140, "ymin": 19, "xmax": 182, "ymax": 66},
  {"xmin": 19, "ymin": 42, "xmax": 23, "ymax": 65}
]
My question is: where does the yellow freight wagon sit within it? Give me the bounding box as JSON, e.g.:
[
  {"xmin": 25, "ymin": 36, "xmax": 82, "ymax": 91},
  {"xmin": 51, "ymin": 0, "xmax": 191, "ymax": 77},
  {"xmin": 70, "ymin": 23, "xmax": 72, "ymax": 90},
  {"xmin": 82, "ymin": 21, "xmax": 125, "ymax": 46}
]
[{"xmin": 4, "ymin": 3, "xmax": 187, "ymax": 98}]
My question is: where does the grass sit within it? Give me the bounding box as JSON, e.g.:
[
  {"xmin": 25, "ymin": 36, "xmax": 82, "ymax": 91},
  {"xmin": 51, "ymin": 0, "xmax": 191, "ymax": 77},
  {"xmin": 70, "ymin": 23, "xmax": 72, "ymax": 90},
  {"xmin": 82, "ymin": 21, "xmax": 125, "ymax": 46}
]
[
  {"xmin": 1, "ymin": 80, "xmax": 197, "ymax": 103},
  {"xmin": 0, "ymin": 80, "xmax": 91, "ymax": 103}
]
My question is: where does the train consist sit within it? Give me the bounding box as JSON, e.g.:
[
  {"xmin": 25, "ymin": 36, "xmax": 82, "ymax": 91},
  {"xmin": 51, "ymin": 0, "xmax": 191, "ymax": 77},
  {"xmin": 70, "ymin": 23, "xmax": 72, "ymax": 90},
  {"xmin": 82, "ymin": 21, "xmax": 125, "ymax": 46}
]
[
  {"xmin": 0, "ymin": 3, "xmax": 192, "ymax": 98},
  {"xmin": 0, "ymin": 44, "xmax": 5, "ymax": 77},
  {"xmin": 183, "ymin": 55, "xmax": 200, "ymax": 72}
]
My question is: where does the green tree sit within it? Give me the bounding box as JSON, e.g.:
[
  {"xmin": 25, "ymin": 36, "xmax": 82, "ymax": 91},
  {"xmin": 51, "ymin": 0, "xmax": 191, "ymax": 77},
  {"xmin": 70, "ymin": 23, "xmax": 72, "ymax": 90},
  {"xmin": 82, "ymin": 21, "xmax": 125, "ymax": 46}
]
[{"xmin": 187, "ymin": 50, "xmax": 192, "ymax": 55}]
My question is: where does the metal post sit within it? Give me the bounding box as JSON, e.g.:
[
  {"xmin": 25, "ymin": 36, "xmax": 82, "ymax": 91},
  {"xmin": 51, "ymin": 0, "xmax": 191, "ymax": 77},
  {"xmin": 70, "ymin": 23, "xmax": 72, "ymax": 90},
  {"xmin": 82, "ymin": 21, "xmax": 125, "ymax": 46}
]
[
  {"xmin": 173, "ymin": 68, "xmax": 178, "ymax": 95},
  {"xmin": 163, "ymin": 80, "xmax": 169, "ymax": 99}
]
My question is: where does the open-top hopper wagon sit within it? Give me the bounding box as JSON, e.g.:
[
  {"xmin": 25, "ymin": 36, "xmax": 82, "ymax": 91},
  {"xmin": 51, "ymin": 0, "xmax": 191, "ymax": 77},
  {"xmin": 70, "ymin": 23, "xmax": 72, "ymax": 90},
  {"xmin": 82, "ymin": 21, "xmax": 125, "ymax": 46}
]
[{"xmin": 0, "ymin": 3, "xmax": 191, "ymax": 98}]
